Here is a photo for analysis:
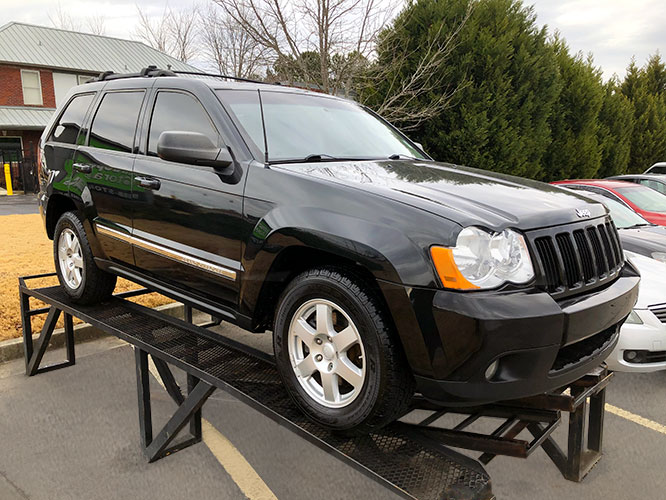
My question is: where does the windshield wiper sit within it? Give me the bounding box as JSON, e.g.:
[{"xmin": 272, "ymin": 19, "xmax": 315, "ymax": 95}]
[{"xmin": 269, "ymin": 154, "xmax": 377, "ymax": 165}]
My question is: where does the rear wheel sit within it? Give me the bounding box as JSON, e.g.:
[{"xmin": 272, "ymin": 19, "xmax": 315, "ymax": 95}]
[
  {"xmin": 274, "ymin": 267, "xmax": 414, "ymax": 434},
  {"xmin": 53, "ymin": 211, "xmax": 117, "ymax": 304}
]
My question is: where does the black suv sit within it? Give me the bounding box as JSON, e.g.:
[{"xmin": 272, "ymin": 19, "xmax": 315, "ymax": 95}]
[{"xmin": 39, "ymin": 68, "xmax": 639, "ymax": 434}]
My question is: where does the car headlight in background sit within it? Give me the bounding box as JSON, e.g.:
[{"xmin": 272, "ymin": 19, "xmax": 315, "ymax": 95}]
[
  {"xmin": 651, "ymin": 252, "xmax": 666, "ymax": 264},
  {"xmin": 430, "ymin": 227, "xmax": 535, "ymax": 290}
]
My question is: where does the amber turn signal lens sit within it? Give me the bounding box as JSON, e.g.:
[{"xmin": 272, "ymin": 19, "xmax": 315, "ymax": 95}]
[{"xmin": 430, "ymin": 247, "xmax": 480, "ymax": 290}]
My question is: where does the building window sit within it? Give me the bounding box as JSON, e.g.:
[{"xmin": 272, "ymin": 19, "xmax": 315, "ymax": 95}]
[{"xmin": 21, "ymin": 70, "xmax": 43, "ymax": 105}]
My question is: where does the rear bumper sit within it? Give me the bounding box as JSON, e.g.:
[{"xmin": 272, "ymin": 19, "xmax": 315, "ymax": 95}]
[{"xmin": 413, "ymin": 263, "xmax": 639, "ymax": 405}]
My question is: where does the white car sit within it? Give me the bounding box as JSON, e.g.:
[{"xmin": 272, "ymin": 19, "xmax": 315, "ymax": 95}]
[{"xmin": 606, "ymin": 251, "xmax": 666, "ymax": 372}]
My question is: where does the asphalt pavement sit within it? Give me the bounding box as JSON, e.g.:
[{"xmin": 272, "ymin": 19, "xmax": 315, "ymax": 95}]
[
  {"xmin": 0, "ymin": 194, "xmax": 40, "ymax": 215},
  {"xmin": 1, "ymin": 325, "xmax": 665, "ymax": 500}
]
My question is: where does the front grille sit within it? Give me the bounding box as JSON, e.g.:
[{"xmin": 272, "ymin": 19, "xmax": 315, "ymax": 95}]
[
  {"xmin": 530, "ymin": 217, "xmax": 623, "ymax": 297},
  {"xmin": 648, "ymin": 304, "xmax": 666, "ymax": 323}
]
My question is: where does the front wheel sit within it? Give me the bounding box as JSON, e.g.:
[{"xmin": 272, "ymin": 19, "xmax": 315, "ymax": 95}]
[
  {"xmin": 53, "ymin": 211, "xmax": 117, "ymax": 304},
  {"xmin": 274, "ymin": 268, "xmax": 415, "ymax": 434}
]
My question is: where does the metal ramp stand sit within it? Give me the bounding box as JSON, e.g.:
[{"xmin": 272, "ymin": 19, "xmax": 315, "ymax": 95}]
[
  {"xmin": 19, "ymin": 273, "xmax": 613, "ymax": 497},
  {"xmin": 19, "ymin": 274, "xmax": 493, "ymax": 500}
]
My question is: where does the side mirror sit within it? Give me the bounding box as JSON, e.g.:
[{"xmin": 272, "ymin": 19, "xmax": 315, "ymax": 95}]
[{"xmin": 157, "ymin": 131, "xmax": 233, "ymax": 168}]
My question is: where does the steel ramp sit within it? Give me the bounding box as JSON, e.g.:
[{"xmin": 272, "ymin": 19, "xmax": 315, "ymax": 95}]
[{"xmin": 19, "ymin": 278, "xmax": 493, "ymax": 500}]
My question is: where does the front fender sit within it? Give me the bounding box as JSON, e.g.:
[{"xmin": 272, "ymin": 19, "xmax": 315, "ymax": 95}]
[{"xmin": 243, "ymin": 206, "xmax": 438, "ymax": 287}]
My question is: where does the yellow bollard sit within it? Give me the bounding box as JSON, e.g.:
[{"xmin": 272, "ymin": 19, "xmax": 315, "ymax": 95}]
[{"xmin": 3, "ymin": 163, "xmax": 12, "ymax": 195}]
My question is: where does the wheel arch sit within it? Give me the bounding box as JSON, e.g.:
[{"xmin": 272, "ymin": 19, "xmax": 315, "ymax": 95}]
[{"xmin": 45, "ymin": 194, "xmax": 78, "ymax": 239}]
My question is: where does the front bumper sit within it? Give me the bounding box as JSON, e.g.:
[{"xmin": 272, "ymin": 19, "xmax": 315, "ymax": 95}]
[
  {"xmin": 605, "ymin": 308, "xmax": 666, "ymax": 373},
  {"xmin": 414, "ymin": 263, "xmax": 639, "ymax": 405}
]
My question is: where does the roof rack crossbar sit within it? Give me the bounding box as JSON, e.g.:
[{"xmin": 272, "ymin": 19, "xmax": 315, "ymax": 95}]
[
  {"xmin": 92, "ymin": 65, "xmax": 177, "ymax": 83},
  {"xmin": 172, "ymin": 70, "xmax": 278, "ymax": 86}
]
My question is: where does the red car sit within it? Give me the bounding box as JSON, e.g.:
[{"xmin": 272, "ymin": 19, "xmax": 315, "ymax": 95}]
[{"xmin": 551, "ymin": 179, "xmax": 666, "ymax": 226}]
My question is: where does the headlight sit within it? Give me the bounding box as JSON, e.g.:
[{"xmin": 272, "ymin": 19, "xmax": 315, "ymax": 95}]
[
  {"xmin": 624, "ymin": 310, "xmax": 643, "ymax": 325},
  {"xmin": 430, "ymin": 226, "xmax": 535, "ymax": 290},
  {"xmin": 651, "ymin": 251, "xmax": 666, "ymax": 264}
]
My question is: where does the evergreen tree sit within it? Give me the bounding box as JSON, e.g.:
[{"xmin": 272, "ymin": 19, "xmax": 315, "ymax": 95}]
[
  {"xmin": 368, "ymin": 0, "xmax": 561, "ymax": 179},
  {"xmin": 596, "ymin": 78, "xmax": 634, "ymax": 177},
  {"xmin": 621, "ymin": 53, "xmax": 666, "ymax": 171},
  {"xmin": 541, "ymin": 40, "xmax": 604, "ymax": 180}
]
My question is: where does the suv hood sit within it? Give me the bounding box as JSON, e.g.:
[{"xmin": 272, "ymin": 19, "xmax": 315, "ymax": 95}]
[{"xmin": 276, "ymin": 159, "xmax": 607, "ymax": 230}]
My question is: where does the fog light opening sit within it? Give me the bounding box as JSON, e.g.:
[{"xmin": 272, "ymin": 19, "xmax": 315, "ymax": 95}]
[
  {"xmin": 485, "ymin": 359, "xmax": 499, "ymax": 381},
  {"xmin": 625, "ymin": 350, "xmax": 637, "ymax": 361}
]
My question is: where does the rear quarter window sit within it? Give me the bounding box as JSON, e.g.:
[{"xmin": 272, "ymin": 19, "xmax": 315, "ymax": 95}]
[
  {"xmin": 89, "ymin": 91, "xmax": 145, "ymax": 153},
  {"xmin": 48, "ymin": 93, "xmax": 95, "ymax": 145}
]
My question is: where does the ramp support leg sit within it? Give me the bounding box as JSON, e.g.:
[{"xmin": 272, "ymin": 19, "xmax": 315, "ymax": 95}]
[
  {"xmin": 135, "ymin": 348, "xmax": 215, "ymax": 462},
  {"xmin": 527, "ymin": 384, "xmax": 607, "ymax": 482},
  {"xmin": 21, "ymin": 294, "xmax": 75, "ymax": 376}
]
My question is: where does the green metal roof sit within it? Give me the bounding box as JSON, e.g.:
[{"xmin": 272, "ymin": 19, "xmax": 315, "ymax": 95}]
[
  {"xmin": 0, "ymin": 22, "xmax": 198, "ymax": 74},
  {"xmin": 0, "ymin": 106, "xmax": 55, "ymax": 129}
]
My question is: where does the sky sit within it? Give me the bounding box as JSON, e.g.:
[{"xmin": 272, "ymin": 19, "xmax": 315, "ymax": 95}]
[{"xmin": 0, "ymin": 0, "xmax": 663, "ymax": 80}]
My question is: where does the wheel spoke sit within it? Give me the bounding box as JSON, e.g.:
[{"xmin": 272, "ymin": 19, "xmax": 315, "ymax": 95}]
[
  {"xmin": 333, "ymin": 326, "xmax": 358, "ymax": 352},
  {"xmin": 72, "ymin": 254, "xmax": 83, "ymax": 268},
  {"xmin": 315, "ymin": 303, "xmax": 334, "ymax": 335},
  {"xmin": 73, "ymin": 268, "xmax": 82, "ymax": 286},
  {"xmin": 336, "ymin": 356, "xmax": 363, "ymax": 390},
  {"xmin": 295, "ymin": 355, "xmax": 317, "ymax": 379},
  {"xmin": 320, "ymin": 371, "xmax": 340, "ymax": 403},
  {"xmin": 66, "ymin": 232, "xmax": 75, "ymax": 251},
  {"xmin": 293, "ymin": 318, "xmax": 317, "ymax": 348}
]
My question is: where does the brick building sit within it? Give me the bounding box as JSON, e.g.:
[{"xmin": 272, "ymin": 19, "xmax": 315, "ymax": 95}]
[{"xmin": 0, "ymin": 22, "xmax": 197, "ymax": 192}]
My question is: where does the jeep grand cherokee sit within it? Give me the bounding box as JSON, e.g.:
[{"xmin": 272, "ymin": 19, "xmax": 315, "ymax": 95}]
[{"xmin": 38, "ymin": 68, "xmax": 639, "ymax": 434}]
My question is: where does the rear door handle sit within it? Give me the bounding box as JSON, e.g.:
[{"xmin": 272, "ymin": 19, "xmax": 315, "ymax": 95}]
[
  {"xmin": 134, "ymin": 176, "xmax": 161, "ymax": 190},
  {"xmin": 73, "ymin": 163, "xmax": 92, "ymax": 174}
]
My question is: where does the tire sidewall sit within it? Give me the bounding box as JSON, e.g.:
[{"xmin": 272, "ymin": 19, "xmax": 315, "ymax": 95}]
[
  {"xmin": 54, "ymin": 213, "xmax": 88, "ymax": 300},
  {"xmin": 274, "ymin": 274, "xmax": 386, "ymax": 430}
]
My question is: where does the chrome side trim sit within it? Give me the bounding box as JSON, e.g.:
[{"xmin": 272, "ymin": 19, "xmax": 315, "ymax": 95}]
[
  {"xmin": 96, "ymin": 224, "xmax": 237, "ymax": 281},
  {"xmin": 96, "ymin": 225, "xmax": 132, "ymax": 244}
]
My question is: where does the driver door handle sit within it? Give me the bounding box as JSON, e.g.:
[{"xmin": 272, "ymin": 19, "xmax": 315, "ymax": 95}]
[
  {"xmin": 73, "ymin": 163, "xmax": 92, "ymax": 174},
  {"xmin": 134, "ymin": 176, "xmax": 161, "ymax": 190}
]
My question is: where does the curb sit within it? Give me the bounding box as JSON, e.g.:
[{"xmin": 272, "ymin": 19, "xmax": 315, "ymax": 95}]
[{"xmin": 0, "ymin": 302, "xmax": 206, "ymax": 364}]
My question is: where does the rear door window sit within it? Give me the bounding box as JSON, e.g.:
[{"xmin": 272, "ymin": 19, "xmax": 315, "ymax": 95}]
[
  {"xmin": 49, "ymin": 93, "xmax": 94, "ymax": 145},
  {"xmin": 89, "ymin": 91, "xmax": 145, "ymax": 153},
  {"xmin": 147, "ymin": 91, "xmax": 218, "ymax": 157}
]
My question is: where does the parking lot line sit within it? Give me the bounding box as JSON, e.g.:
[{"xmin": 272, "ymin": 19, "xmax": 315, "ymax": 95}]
[
  {"xmin": 147, "ymin": 359, "xmax": 278, "ymax": 500},
  {"xmin": 606, "ymin": 403, "xmax": 666, "ymax": 435}
]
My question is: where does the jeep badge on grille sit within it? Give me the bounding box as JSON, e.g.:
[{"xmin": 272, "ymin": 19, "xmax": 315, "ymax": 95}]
[{"xmin": 576, "ymin": 208, "xmax": 591, "ymax": 218}]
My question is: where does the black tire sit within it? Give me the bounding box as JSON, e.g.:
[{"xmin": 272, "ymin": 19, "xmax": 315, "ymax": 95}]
[
  {"xmin": 53, "ymin": 211, "xmax": 117, "ymax": 304},
  {"xmin": 274, "ymin": 267, "xmax": 415, "ymax": 434}
]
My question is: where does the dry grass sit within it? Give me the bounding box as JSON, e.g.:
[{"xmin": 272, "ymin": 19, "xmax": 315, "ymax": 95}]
[{"xmin": 0, "ymin": 213, "xmax": 173, "ymax": 341}]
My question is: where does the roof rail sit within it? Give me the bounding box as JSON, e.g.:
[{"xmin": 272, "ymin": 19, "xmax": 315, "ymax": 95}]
[
  {"xmin": 172, "ymin": 70, "xmax": 279, "ymax": 86},
  {"xmin": 91, "ymin": 65, "xmax": 177, "ymax": 82}
]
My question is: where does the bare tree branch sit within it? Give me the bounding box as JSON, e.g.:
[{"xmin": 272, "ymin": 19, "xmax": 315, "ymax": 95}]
[
  {"xmin": 85, "ymin": 16, "xmax": 107, "ymax": 36},
  {"xmin": 215, "ymin": 0, "xmax": 400, "ymax": 94},
  {"xmin": 359, "ymin": 5, "xmax": 472, "ymax": 130},
  {"xmin": 200, "ymin": 4, "xmax": 268, "ymax": 78}
]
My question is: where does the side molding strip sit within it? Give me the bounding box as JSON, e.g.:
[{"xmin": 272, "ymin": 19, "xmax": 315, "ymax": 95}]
[{"xmin": 96, "ymin": 224, "xmax": 237, "ymax": 281}]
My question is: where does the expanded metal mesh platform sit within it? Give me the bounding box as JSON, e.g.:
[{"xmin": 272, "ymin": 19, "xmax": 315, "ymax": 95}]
[{"xmin": 19, "ymin": 280, "xmax": 493, "ymax": 500}]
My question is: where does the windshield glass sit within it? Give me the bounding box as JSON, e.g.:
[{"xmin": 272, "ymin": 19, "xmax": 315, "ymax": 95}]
[
  {"xmin": 615, "ymin": 186, "xmax": 666, "ymax": 213},
  {"xmin": 599, "ymin": 197, "xmax": 650, "ymax": 228},
  {"xmin": 217, "ymin": 89, "xmax": 426, "ymax": 163}
]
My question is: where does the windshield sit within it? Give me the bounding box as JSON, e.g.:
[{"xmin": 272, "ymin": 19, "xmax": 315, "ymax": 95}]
[
  {"xmin": 615, "ymin": 186, "xmax": 666, "ymax": 213},
  {"xmin": 599, "ymin": 197, "xmax": 650, "ymax": 228},
  {"xmin": 217, "ymin": 89, "xmax": 426, "ymax": 163}
]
